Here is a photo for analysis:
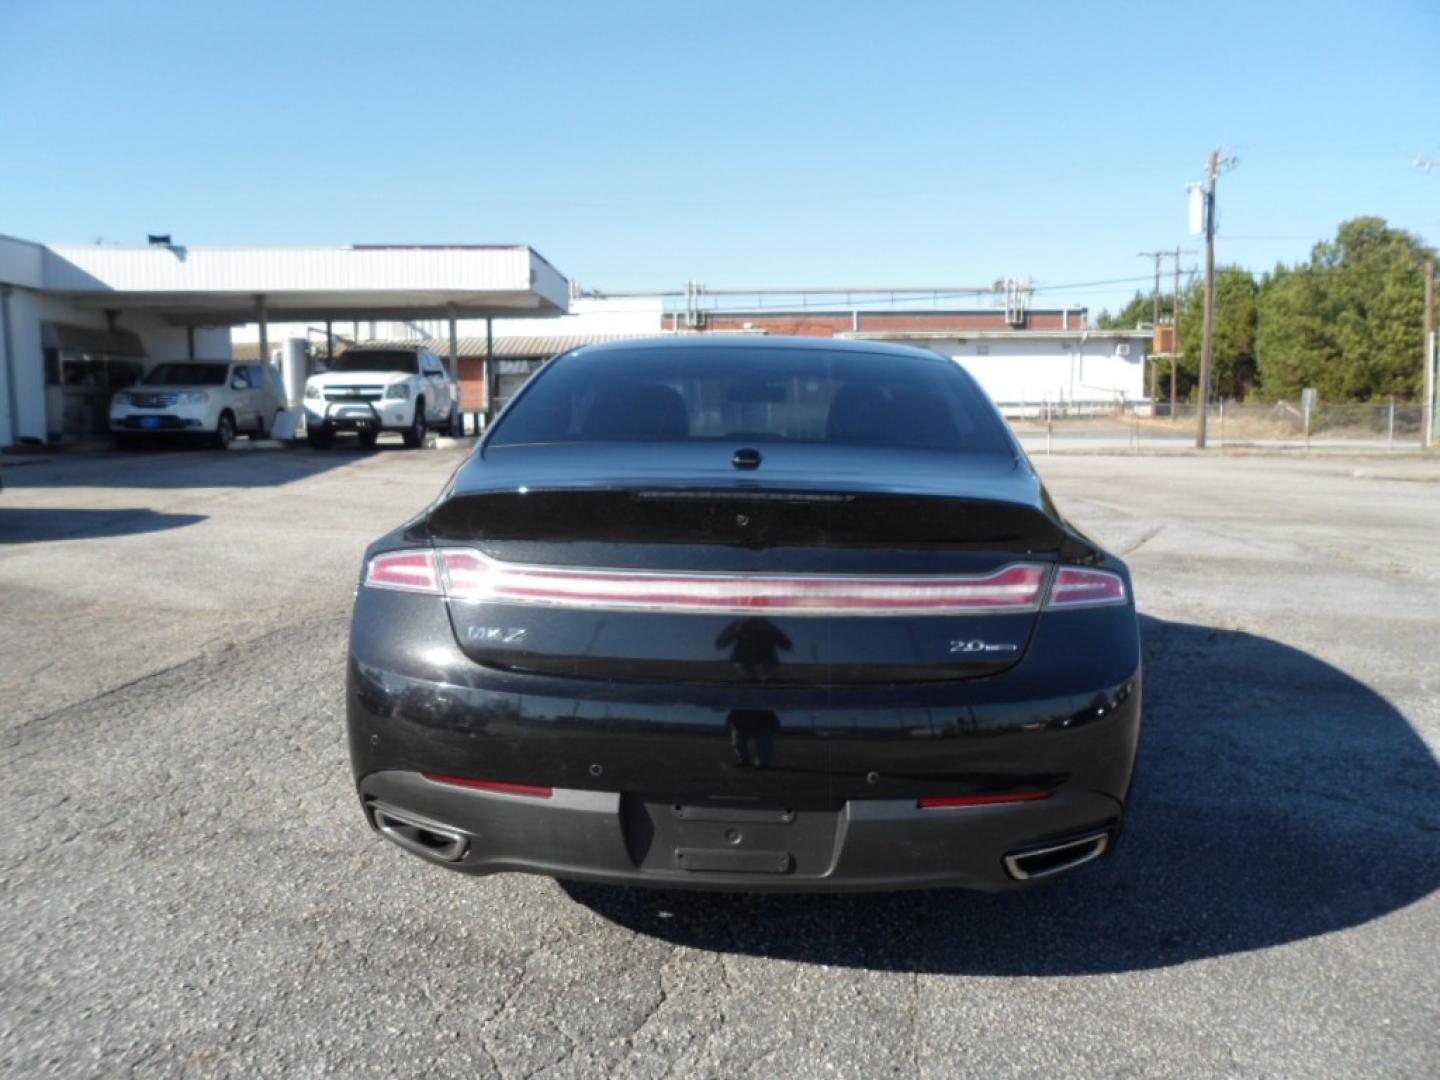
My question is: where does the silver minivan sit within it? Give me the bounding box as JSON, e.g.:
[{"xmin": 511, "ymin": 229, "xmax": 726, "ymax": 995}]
[{"xmin": 111, "ymin": 361, "xmax": 287, "ymax": 449}]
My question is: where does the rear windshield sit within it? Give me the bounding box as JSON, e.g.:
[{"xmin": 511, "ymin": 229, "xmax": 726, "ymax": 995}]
[
  {"xmin": 143, "ymin": 363, "xmax": 228, "ymax": 386},
  {"xmin": 488, "ymin": 346, "xmax": 1014, "ymax": 455},
  {"xmin": 329, "ymin": 350, "xmax": 419, "ymax": 375}
]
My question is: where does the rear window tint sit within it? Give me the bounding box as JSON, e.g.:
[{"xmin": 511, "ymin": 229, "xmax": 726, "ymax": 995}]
[{"xmin": 488, "ymin": 346, "xmax": 1013, "ymax": 455}]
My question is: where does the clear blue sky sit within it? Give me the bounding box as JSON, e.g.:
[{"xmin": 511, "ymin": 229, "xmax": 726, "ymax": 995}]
[{"xmin": 2, "ymin": 0, "xmax": 1436, "ymax": 313}]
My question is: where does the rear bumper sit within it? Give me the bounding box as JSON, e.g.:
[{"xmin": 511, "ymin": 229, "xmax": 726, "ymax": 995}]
[
  {"xmin": 359, "ymin": 770, "xmax": 1121, "ymax": 892},
  {"xmin": 347, "ymin": 587, "xmax": 1142, "ymax": 892}
]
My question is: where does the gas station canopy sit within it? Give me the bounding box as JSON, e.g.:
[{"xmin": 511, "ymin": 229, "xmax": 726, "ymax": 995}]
[{"xmin": 31, "ymin": 241, "xmax": 570, "ymax": 324}]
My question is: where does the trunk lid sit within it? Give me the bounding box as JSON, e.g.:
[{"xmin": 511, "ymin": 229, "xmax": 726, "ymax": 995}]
[{"xmin": 428, "ymin": 443, "xmax": 1064, "ymax": 685}]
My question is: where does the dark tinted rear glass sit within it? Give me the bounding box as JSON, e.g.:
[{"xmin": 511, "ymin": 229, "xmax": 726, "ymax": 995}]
[
  {"xmin": 143, "ymin": 363, "xmax": 228, "ymax": 386},
  {"xmin": 329, "ymin": 350, "xmax": 419, "ymax": 375},
  {"xmin": 489, "ymin": 346, "xmax": 1014, "ymax": 455}
]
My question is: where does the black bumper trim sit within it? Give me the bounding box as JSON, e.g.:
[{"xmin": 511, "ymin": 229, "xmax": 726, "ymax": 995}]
[{"xmin": 358, "ymin": 770, "xmax": 1121, "ymax": 893}]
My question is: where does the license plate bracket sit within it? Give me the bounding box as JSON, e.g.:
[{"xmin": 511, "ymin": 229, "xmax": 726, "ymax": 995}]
[{"xmin": 624, "ymin": 795, "xmax": 840, "ymax": 877}]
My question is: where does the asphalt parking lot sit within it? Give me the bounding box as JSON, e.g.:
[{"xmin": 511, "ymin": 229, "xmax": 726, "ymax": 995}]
[{"xmin": 2, "ymin": 443, "xmax": 1437, "ymax": 1078}]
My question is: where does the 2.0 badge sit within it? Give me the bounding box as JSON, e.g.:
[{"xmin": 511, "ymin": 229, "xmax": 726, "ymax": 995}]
[{"xmin": 949, "ymin": 639, "xmax": 1018, "ymax": 654}]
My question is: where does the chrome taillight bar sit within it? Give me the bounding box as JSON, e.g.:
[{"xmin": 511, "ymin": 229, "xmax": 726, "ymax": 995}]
[{"xmin": 363, "ymin": 550, "xmax": 1127, "ymax": 615}]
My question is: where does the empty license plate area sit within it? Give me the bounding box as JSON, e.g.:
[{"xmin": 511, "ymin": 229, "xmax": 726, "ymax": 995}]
[{"xmin": 623, "ymin": 795, "xmax": 843, "ymax": 876}]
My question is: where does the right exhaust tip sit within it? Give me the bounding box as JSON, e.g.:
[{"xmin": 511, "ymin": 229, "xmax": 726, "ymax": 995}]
[{"xmin": 1004, "ymin": 831, "xmax": 1111, "ymax": 881}]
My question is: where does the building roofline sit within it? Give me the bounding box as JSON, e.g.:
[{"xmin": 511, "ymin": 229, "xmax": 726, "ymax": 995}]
[
  {"xmin": 840, "ymin": 328, "xmax": 1152, "ymax": 342},
  {"xmin": 697, "ymin": 306, "xmax": 1089, "ymax": 318}
]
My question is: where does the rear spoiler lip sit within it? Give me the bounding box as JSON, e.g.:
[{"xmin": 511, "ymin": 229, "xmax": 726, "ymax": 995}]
[
  {"xmin": 442, "ymin": 460, "xmax": 1050, "ymax": 515},
  {"xmin": 456, "ymin": 443, "xmax": 1038, "ymax": 504}
]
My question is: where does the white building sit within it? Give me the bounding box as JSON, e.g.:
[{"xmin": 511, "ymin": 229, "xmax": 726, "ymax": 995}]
[
  {"xmin": 840, "ymin": 329, "xmax": 1150, "ymax": 414},
  {"xmin": 0, "ymin": 236, "xmax": 568, "ymax": 445}
]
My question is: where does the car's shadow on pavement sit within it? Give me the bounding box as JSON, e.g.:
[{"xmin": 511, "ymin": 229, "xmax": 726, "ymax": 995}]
[
  {"xmin": 561, "ymin": 615, "xmax": 1440, "ymax": 974},
  {"xmin": 0, "ymin": 507, "xmax": 208, "ymax": 544},
  {"xmin": 0, "ymin": 441, "xmax": 407, "ymax": 492}
]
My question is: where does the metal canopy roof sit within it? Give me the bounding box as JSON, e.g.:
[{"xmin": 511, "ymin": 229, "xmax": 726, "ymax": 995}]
[
  {"xmin": 365, "ymin": 333, "xmax": 666, "ymax": 357},
  {"xmin": 0, "ymin": 237, "xmax": 570, "ymax": 325},
  {"xmin": 233, "ymin": 333, "xmax": 666, "ymax": 363}
]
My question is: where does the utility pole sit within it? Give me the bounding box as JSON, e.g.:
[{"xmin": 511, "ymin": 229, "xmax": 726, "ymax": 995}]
[
  {"xmin": 1138, "ymin": 251, "xmax": 1163, "ymax": 326},
  {"xmin": 1139, "ymin": 248, "xmax": 1195, "ymax": 417},
  {"xmin": 1196, "ymin": 149, "xmax": 1238, "ymax": 449},
  {"xmin": 1138, "ymin": 251, "xmax": 1164, "ymax": 400},
  {"xmin": 1170, "ymin": 247, "xmax": 1193, "ymax": 419}
]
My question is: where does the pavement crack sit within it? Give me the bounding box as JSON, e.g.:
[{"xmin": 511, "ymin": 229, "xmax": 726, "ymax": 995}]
[
  {"xmin": 3, "ymin": 611, "xmax": 346, "ymax": 743},
  {"xmin": 1121, "ymin": 524, "xmax": 1164, "ymax": 555}
]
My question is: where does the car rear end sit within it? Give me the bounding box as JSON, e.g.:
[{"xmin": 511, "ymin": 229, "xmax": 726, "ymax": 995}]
[{"xmin": 346, "ymin": 340, "xmax": 1141, "ymax": 891}]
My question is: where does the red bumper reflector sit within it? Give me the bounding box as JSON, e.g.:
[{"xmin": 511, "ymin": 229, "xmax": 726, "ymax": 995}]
[
  {"xmin": 918, "ymin": 790, "xmax": 1053, "ymax": 809},
  {"xmin": 424, "ymin": 774, "xmax": 554, "ymax": 798}
]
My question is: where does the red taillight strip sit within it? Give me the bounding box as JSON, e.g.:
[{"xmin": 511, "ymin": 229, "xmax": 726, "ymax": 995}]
[
  {"xmin": 364, "ymin": 551, "xmax": 441, "ymax": 593},
  {"xmin": 366, "ymin": 549, "xmax": 1128, "ymax": 615},
  {"xmin": 919, "ymin": 791, "xmax": 1053, "ymax": 809},
  {"xmin": 437, "ymin": 549, "xmax": 1047, "ymax": 616},
  {"xmin": 424, "ymin": 774, "xmax": 553, "ymax": 798},
  {"xmin": 1045, "ymin": 567, "xmax": 1127, "ymax": 609}
]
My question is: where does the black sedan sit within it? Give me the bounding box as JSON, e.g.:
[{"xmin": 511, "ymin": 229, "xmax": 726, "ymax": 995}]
[{"xmin": 347, "ymin": 337, "xmax": 1141, "ymax": 891}]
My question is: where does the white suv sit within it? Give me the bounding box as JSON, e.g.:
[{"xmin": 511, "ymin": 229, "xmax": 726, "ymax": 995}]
[
  {"xmin": 303, "ymin": 347, "xmax": 460, "ymax": 449},
  {"xmin": 111, "ymin": 361, "xmax": 286, "ymax": 450}
]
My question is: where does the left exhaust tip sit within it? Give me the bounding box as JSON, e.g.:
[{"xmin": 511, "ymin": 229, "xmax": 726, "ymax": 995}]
[{"xmin": 369, "ymin": 800, "xmax": 469, "ymax": 863}]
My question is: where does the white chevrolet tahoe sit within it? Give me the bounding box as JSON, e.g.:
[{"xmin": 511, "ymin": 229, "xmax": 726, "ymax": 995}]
[
  {"xmin": 111, "ymin": 361, "xmax": 285, "ymax": 449},
  {"xmin": 303, "ymin": 346, "xmax": 460, "ymax": 449}
]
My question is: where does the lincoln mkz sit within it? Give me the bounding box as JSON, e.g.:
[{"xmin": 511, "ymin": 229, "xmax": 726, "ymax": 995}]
[{"xmin": 347, "ymin": 337, "xmax": 1141, "ymax": 891}]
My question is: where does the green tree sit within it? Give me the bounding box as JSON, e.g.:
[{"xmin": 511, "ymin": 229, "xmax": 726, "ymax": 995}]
[
  {"xmin": 1256, "ymin": 217, "xmax": 1432, "ymax": 402},
  {"xmin": 1096, "ymin": 290, "xmax": 1173, "ymax": 330},
  {"xmin": 1178, "ymin": 265, "xmax": 1259, "ymax": 400}
]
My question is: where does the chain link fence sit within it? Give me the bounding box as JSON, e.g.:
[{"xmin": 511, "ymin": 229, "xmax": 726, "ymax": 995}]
[{"xmin": 1005, "ymin": 400, "xmax": 1432, "ymax": 452}]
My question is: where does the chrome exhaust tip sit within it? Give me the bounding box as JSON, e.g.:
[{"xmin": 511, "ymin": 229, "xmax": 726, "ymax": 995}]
[
  {"xmin": 1004, "ymin": 831, "xmax": 1111, "ymax": 881},
  {"xmin": 369, "ymin": 800, "xmax": 469, "ymax": 863}
]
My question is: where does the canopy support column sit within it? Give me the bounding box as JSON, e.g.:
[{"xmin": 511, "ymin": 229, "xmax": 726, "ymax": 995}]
[
  {"xmin": 447, "ymin": 304, "xmax": 459, "ymax": 382},
  {"xmin": 256, "ymin": 294, "xmax": 268, "ymax": 367},
  {"xmin": 484, "ymin": 317, "xmax": 496, "ymax": 428}
]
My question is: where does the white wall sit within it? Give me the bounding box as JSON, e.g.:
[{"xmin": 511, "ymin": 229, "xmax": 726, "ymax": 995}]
[
  {"xmin": 0, "ymin": 235, "xmax": 46, "ymax": 289},
  {"xmin": 131, "ymin": 320, "xmax": 232, "ymax": 363},
  {"xmin": 0, "ymin": 290, "xmax": 14, "ymax": 446},
  {"xmin": 491, "ymin": 297, "xmax": 663, "ymax": 337},
  {"xmin": 925, "ymin": 337, "xmax": 1146, "ymax": 409},
  {"xmin": 3, "ymin": 288, "xmax": 112, "ymax": 442}
]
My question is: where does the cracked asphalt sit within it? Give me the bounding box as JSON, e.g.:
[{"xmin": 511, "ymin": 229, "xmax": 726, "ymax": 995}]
[{"xmin": 2, "ymin": 443, "xmax": 1437, "ymax": 1078}]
